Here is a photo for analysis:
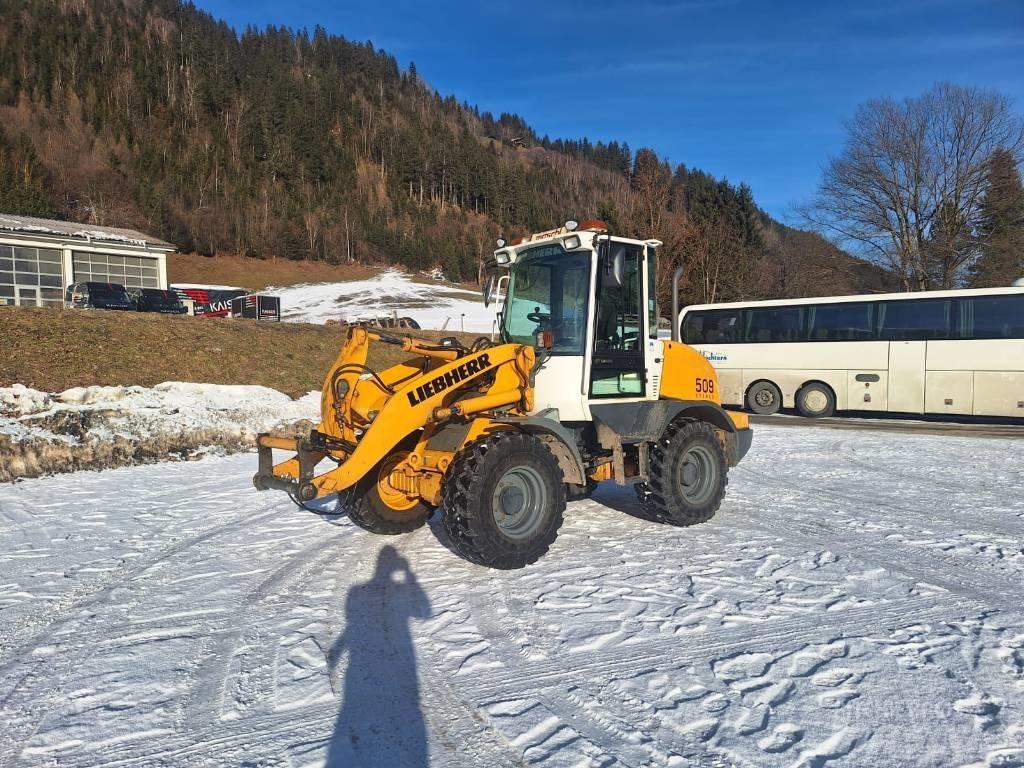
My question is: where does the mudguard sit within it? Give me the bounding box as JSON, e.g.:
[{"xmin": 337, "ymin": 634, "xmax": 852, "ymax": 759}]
[
  {"xmin": 489, "ymin": 411, "xmax": 587, "ymax": 486},
  {"xmin": 590, "ymin": 400, "xmax": 751, "ymax": 466}
]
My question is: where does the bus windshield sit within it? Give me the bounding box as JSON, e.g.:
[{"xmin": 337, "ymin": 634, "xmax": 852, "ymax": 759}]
[{"xmin": 501, "ymin": 246, "xmax": 590, "ymax": 355}]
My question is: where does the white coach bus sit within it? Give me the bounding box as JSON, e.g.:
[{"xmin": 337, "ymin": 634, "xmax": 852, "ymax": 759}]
[{"xmin": 679, "ymin": 286, "xmax": 1024, "ymax": 418}]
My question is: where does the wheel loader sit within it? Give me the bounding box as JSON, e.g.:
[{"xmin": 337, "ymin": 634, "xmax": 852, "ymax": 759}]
[{"xmin": 253, "ymin": 220, "xmax": 752, "ymax": 569}]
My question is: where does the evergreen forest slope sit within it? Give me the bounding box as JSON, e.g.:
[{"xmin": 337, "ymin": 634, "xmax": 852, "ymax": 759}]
[{"xmin": 0, "ymin": 0, "xmax": 891, "ymax": 303}]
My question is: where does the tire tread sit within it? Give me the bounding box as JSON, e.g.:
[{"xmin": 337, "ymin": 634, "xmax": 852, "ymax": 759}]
[
  {"xmin": 635, "ymin": 419, "xmax": 728, "ymax": 527},
  {"xmin": 442, "ymin": 432, "xmax": 566, "ymax": 569}
]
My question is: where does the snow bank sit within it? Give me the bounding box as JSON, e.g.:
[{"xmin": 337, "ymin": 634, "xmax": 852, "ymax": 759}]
[
  {"xmin": 0, "ymin": 383, "xmax": 319, "ymax": 482},
  {"xmin": 270, "ymin": 269, "xmax": 498, "ymax": 332}
]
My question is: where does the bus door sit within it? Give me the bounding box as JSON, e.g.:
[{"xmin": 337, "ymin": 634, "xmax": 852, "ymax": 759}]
[
  {"xmin": 887, "ymin": 342, "xmax": 926, "ymax": 413},
  {"xmin": 880, "ymin": 298, "xmax": 954, "ymax": 414}
]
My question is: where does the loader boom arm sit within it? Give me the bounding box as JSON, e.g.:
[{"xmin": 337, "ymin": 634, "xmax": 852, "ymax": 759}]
[{"xmin": 254, "ymin": 327, "xmax": 535, "ymax": 501}]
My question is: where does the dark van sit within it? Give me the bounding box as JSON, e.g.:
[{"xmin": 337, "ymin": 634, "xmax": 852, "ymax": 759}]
[
  {"xmin": 65, "ymin": 282, "xmax": 136, "ymax": 311},
  {"xmin": 130, "ymin": 288, "xmax": 187, "ymax": 314}
]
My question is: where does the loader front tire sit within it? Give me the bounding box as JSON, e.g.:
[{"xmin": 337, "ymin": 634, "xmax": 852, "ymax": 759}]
[
  {"xmin": 343, "ymin": 451, "xmax": 431, "ymax": 535},
  {"xmin": 442, "ymin": 432, "xmax": 566, "ymax": 569},
  {"xmin": 635, "ymin": 419, "xmax": 727, "ymax": 527}
]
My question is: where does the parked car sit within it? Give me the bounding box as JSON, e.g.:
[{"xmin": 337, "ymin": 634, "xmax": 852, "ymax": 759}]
[
  {"xmin": 130, "ymin": 288, "xmax": 188, "ymax": 314},
  {"xmin": 65, "ymin": 282, "xmax": 136, "ymax": 311}
]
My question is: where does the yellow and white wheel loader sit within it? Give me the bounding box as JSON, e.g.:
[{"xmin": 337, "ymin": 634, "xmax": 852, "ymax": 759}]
[{"xmin": 254, "ymin": 220, "xmax": 752, "ymax": 569}]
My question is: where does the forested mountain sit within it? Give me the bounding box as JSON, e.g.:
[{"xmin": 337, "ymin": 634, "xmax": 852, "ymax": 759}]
[{"xmin": 0, "ymin": 0, "xmax": 890, "ymax": 303}]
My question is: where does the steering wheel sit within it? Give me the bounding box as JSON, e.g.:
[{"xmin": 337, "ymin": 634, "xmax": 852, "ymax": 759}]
[{"xmin": 527, "ymin": 311, "xmax": 551, "ymax": 324}]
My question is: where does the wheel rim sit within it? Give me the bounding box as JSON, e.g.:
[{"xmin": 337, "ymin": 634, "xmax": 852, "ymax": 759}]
[
  {"xmin": 376, "ymin": 453, "xmax": 419, "ymax": 512},
  {"xmin": 803, "ymin": 389, "xmax": 829, "ymax": 414},
  {"xmin": 491, "ymin": 466, "xmax": 547, "ymax": 540},
  {"xmin": 754, "ymin": 387, "xmax": 775, "ymax": 408},
  {"xmin": 678, "ymin": 445, "xmax": 718, "ymax": 505}
]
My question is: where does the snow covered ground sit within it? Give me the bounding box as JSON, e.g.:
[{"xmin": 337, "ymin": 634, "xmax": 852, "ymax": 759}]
[
  {"xmin": 1, "ymin": 424, "xmax": 1022, "ymax": 767},
  {"xmin": 270, "ymin": 269, "xmax": 497, "ymax": 332}
]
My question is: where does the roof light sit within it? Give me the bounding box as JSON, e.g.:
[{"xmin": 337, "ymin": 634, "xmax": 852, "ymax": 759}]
[
  {"xmin": 563, "ymin": 234, "xmax": 581, "ymax": 250},
  {"xmin": 564, "ymin": 220, "xmax": 578, "ymax": 231},
  {"xmin": 495, "ymin": 250, "xmax": 512, "ymax": 265},
  {"xmin": 496, "ymin": 238, "xmax": 506, "ymax": 248},
  {"xmin": 578, "ymin": 219, "xmax": 608, "ymax": 232}
]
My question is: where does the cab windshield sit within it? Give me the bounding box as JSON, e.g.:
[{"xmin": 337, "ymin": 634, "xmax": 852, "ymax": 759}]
[{"xmin": 501, "ymin": 245, "xmax": 590, "ymax": 355}]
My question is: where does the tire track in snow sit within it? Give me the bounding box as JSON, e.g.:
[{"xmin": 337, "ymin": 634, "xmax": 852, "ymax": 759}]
[
  {"xmin": 0, "ymin": 504, "xmax": 286, "ymax": 659},
  {"xmin": 460, "ymin": 585, "xmax": 973, "ymax": 767},
  {"xmin": 70, "ymin": 535, "xmax": 527, "ymax": 768},
  {"xmin": 465, "ymin": 594, "xmax": 974, "ymax": 702},
  {"xmin": 734, "ymin": 463, "xmax": 1024, "ymax": 613},
  {"xmin": 0, "ymin": 506, "xmax": 328, "ymax": 766}
]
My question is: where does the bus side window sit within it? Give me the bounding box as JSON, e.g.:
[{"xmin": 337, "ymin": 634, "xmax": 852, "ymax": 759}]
[
  {"xmin": 807, "ymin": 303, "xmax": 874, "ymax": 341},
  {"xmin": 878, "ymin": 299, "xmax": 952, "ymax": 341},
  {"xmin": 745, "ymin": 307, "xmax": 803, "ymax": 343},
  {"xmin": 682, "ymin": 313, "xmax": 706, "ymax": 344},
  {"xmin": 960, "ymin": 295, "xmax": 1024, "ymax": 339},
  {"xmin": 683, "ymin": 309, "xmax": 740, "ymax": 344},
  {"xmin": 709, "ymin": 310, "xmax": 741, "ymax": 343}
]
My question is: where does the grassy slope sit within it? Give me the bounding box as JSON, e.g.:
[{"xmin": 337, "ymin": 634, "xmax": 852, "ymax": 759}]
[
  {"xmin": 1, "ymin": 307, "xmax": 479, "ymax": 398},
  {"xmin": 167, "ymin": 253, "xmax": 479, "ymax": 292},
  {"xmin": 167, "ymin": 253, "xmax": 382, "ymax": 291}
]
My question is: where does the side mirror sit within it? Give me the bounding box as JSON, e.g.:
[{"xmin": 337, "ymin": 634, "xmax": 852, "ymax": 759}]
[
  {"xmin": 601, "ymin": 241, "xmax": 626, "ymax": 288},
  {"xmin": 482, "ymin": 274, "xmax": 497, "ymax": 307}
]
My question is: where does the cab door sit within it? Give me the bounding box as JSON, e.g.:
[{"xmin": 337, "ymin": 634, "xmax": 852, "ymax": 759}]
[{"xmin": 589, "ymin": 242, "xmax": 647, "ymax": 399}]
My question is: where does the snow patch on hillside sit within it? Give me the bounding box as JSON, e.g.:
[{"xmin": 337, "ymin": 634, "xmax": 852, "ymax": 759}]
[
  {"xmin": 270, "ymin": 269, "xmax": 497, "ymax": 332},
  {"xmin": 0, "ymin": 382, "xmax": 318, "ymax": 481}
]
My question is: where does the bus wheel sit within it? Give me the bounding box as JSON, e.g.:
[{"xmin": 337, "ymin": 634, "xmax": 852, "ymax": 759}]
[
  {"xmin": 796, "ymin": 383, "xmax": 836, "ymax": 418},
  {"xmin": 746, "ymin": 381, "xmax": 782, "ymax": 415}
]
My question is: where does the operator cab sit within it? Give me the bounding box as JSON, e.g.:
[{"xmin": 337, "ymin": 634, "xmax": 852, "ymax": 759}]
[{"xmin": 484, "ymin": 220, "xmax": 662, "ymax": 419}]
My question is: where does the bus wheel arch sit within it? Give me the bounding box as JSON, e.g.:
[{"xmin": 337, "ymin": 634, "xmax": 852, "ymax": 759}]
[
  {"xmin": 796, "ymin": 381, "xmax": 836, "ymax": 418},
  {"xmin": 745, "ymin": 380, "xmax": 783, "ymax": 415}
]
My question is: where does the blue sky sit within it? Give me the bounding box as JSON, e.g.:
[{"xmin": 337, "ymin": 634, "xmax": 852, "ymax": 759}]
[{"xmin": 198, "ymin": 0, "xmax": 1023, "ymax": 220}]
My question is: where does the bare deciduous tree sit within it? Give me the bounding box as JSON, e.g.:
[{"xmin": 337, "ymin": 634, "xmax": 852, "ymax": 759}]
[{"xmin": 802, "ymin": 83, "xmax": 1024, "ymax": 290}]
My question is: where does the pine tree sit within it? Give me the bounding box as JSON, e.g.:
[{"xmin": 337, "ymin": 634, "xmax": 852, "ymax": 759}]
[
  {"xmin": 971, "ymin": 148, "xmax": 1024, "ymax": 287},
  {"xmin": 0, "ymin": 129, "xmax": 55, "ymax": 217}
]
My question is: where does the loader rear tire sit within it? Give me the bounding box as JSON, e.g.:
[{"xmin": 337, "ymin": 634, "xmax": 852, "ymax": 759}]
[
  {"xmin": 343, "ymin": 451, "xmax": 431, "ymax": 535},
  {"xmin": 442, "ymin": 432, "xmax": 566, "ymax": 569},
  {"xmin": 635, "ymin": 419, "xmax": 727, "ymax": 527}
]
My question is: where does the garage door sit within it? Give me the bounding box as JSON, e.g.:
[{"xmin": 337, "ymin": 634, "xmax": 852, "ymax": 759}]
[{"xmin": 0, "ymin": 245, "xmax": 64, "ymax": 307}]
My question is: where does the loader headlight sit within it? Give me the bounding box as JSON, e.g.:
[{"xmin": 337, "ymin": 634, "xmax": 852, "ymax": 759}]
[{"xmin": 335, "ymin": 379, "xmax": 350, "ymax": 398}]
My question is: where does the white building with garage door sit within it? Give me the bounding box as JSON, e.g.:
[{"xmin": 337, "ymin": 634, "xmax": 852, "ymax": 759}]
[{"xmin": 0, "ymin": 213, "xmax": 175, "ymax": 308}]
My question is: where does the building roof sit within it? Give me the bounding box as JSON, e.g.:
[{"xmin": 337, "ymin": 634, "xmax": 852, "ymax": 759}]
[{"xmin": 0, "ymin": 213, "xmax": 176, "ymax": 250}]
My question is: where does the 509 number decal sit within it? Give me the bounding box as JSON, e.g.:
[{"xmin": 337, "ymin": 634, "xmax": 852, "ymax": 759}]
[{"xmin": 695, "ymin": 377, "xmax": 715, "ymax": 397}]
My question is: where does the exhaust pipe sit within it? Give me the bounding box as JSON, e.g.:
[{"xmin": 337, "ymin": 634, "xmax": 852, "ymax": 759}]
[{"xmin": 671, "ymin": 265, "xmax": 684, "ymax": 342}]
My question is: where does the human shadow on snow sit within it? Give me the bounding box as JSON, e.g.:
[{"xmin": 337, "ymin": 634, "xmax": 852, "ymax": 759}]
[{"xmin": 326, "ymin": 544, "xmax": 432, "ymax": 767}]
